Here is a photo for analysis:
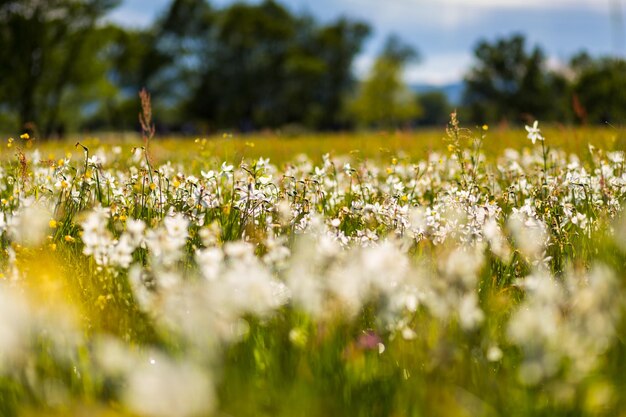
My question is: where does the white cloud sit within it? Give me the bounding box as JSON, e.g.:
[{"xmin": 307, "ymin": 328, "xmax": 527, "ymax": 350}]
[
  {"xmin": 107, "ymin": 0, "xmax": 170, "ymax": 27},
  {"xmin": 442, "ymin": 0, "xmax": 608, "ymax": 10},
  {"xmin": 354, "ymin": 52, "xmax": 473, "ymax": 85},
  {"xmin": 405, "ymin": 52, "xmax": 474, "ymax": 85},
  {"xmin": 106, "ymin": 9, "xmax": 153, "ymax": 27}
]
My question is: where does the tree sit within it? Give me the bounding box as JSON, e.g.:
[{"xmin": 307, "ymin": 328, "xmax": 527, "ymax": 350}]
[
  {"xmin": 186, "ymin": 0, "xmax": 370, "ymax": 131},
  {"xmin": 462, "ymin": 34, "xmax": 567, "ymax": 124},
  {"xmin": 0, "ymin": 0, "xmax": 120, "ymax": 137},
  {"xmin": 416, "ymin": 91, "xmax": 452, "ymax": 126},
  {"xmin": 571, "ymin": 57, "xmax": 626, "ymax": 124},
  {"xmin": 140, "ymin": 0, "xmax": 213, "ymax": 119},
  {"xmin": 349, "ymin": 35, "xmax": 421, "ymax": 128},
  {"xmin": 307, "ymin": 18, "xmax": 371, "ymax": 129},
  {"xmin": 0, "ymin": 0, "xmax": 373, "ymax": 134}
]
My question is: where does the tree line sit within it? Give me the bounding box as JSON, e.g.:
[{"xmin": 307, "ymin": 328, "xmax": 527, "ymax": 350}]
[{"xmin": 1, "ymin": 0, "xmax": 626, "ymax": 138}]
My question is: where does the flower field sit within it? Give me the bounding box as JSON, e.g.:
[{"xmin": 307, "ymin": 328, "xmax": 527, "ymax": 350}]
[{"xmin": 1, "ymin": 120, "xmax": 626, "ymax": 417}]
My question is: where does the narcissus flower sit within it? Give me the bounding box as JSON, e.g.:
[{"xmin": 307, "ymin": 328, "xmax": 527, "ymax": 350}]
[{"xmin": 525, "ymin": 121, "xmax": 544, "ymax": 145}]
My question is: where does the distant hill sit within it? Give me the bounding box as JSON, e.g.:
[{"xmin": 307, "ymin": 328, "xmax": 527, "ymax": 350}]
[{"xmin": 411, "ymin": 82, "xmax": 465, "ymax": 105}]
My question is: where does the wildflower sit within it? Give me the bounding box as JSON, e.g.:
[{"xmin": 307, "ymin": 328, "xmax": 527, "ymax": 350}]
[
  {"xmin": 196, "ymin": 247, "xmax": 223, "ymax": 281},
  {"xmin": 125, "ymin": 219, "xmax": 146, "ymax": 247},
  {"xmin": 525, "ymin": 121, "xmax": 544, "ymax": 145},
  {"xmin": 9, "ymin": 202, "xmax": 51, "ymax": 247},
  {"xmin": 401, "ymin": 327, "xmax": 417, "ymax": 340},
  {"xmin": 487, "ymin": 345, "xmax": 503, "ymax": 362},
  {"xmin": 110, "ymin": 235, "xmax": 135, "ymax": 268},
  {"xmin": 124, "ymin": 355, "xmax": 215, "ymax": 417},
  {"xmin": 220, "ymin": 162, "xmax": 234, "ymax": 173},
  {"xmin": 200, "ymin": 170, "xmax": 215, "ymax": 180},
  {"xmin": 55, "ymin": 180, "xmax": 69, "ymax": 190}
]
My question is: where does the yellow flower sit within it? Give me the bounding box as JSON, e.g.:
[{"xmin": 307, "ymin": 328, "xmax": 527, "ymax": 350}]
[
  {"xmin": 20, "ymin": 133, "xmax": 29, "ymax": 140},
  {"xmin": 149, "ymin": 182, "xmax": 157, "ymax": 191},
  {"xmin": 49, "ymin": 219, "xmax": 57, "ymax": 229},
  {"xmin": 482, "ymin": 124, "xmax": 489, "ymax": 131}
]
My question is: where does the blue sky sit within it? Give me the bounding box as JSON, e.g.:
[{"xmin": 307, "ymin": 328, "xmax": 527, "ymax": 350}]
[{"xmin": 108, "ymin": 0, "xmax": 623, "ymax": 85}]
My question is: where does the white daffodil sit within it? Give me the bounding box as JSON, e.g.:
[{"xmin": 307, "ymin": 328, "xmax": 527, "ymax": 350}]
[{"xmin": 525, "ymin": 120, "xmax": 544, "ymax": 145}]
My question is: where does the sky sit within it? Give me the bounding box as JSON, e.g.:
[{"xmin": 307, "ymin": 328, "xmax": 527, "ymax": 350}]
[{"xmin": 108, "ymin": 0, "xmax": 624, "ymax": 86}]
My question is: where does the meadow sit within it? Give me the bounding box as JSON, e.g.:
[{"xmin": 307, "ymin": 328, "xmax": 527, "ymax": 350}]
[{"xmin": 1, "ymin": 119, "xmax": 626, "ymax": 417}]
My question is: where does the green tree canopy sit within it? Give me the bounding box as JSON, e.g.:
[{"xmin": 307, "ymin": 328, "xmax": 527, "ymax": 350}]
[
  {"xmin": 0, "ymin": 0, "xmax": 120, "ymax": 137},
  {"xmin": 417, "ymin": 91, "xmax": 452, "ymax": 127},
  {"xmin": 571, "ymin": 56, "xmax": 626, "ymax": 124},
  {"xmin": 462, "ymin": 34, "xmax": 568, "ymax": 124},
  {"xmin": 349, "ymin": 35, "xmax": 421, "ymax": 128},
  {"xmin": 186, "ymin": 0, "xmax": 370, "ymax": 130}
]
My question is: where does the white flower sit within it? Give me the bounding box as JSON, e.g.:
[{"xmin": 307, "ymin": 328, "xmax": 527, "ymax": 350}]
[
  {"xmin": 458, "ymin": 293, "xmax": 484, "ymax": 330},
  {"xmin": 487, "ymin": 345, "xmax": 503, "ymax": 362},
  {"xmin": 125, "ymin": 218, "xmax": 146, "ymax": 247},
  {"xmin": 200, "ymin": 170, "xmax": 215, "ymax": 179},
  {"xmin": 164, "ymin": 213, "xmax": 189, "ymax": 239},
  {"xmin": 196, "ymin": 247, "xmax": 224, "ymax": 281},
  {"xmin": 109, "ymin": 235, "xmax": 134, "ymax": 269},
  {"xmin": 124, "ymin": 355, "xmax": 215, "ymax": 417},
  {"xmin": 9, "ymin": 202, "xmax": 51, "ymax": 247},
  {"xmin": 525, "ymin": 121, "xmax": 544, "ymax": 145}
]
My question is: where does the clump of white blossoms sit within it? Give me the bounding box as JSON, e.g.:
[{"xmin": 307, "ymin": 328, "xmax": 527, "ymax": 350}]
[
  {"xmin": 508, "ymin": 265, "xmax": 621, "ymax": 386},
  {"xmin": 145, "ymin": 212, "xmax": 189, "ymax": 269},
  {"xmin": 81, "ymin": 206, "xmax": 145, "ymax": 269}
]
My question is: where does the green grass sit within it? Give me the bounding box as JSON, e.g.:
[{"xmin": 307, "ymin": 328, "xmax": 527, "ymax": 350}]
[
  {"xmin": 0, "ymin": 125, "xmax": 625, "ymax": 416},
  {"xmin": 21, "ymin": 125, "xmax": 626, "ymax": 167}
]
